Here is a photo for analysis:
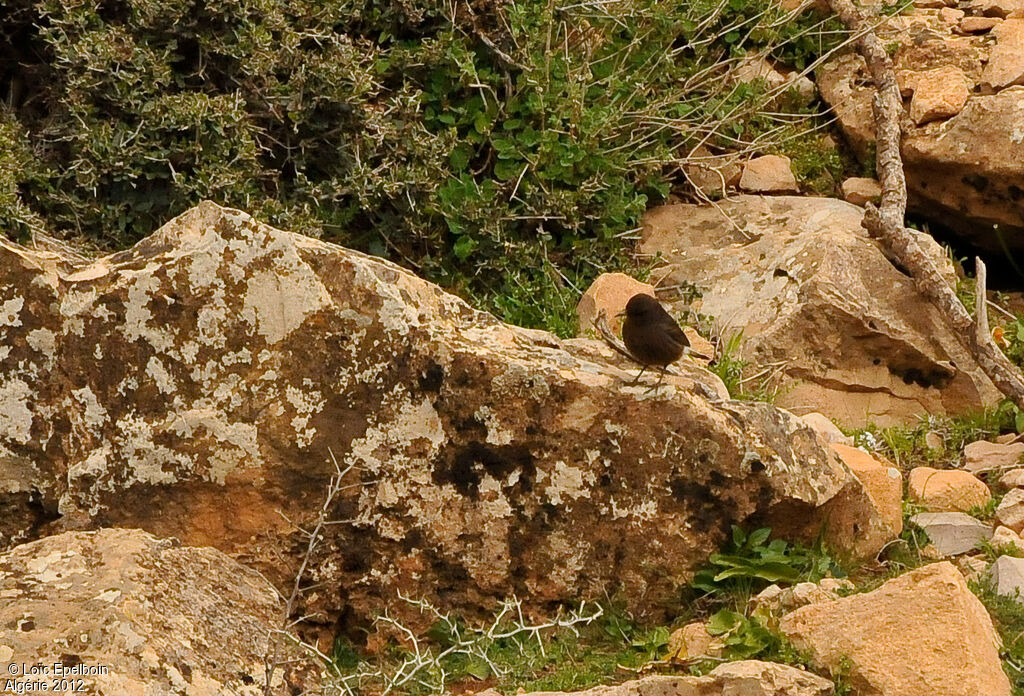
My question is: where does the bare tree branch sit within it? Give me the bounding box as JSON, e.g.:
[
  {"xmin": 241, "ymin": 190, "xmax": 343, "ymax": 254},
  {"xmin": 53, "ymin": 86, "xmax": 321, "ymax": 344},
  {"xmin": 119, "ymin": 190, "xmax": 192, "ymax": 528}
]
[{"xmin": 825, "ymin": 0, "xmax": 1024, "ymax": 410}]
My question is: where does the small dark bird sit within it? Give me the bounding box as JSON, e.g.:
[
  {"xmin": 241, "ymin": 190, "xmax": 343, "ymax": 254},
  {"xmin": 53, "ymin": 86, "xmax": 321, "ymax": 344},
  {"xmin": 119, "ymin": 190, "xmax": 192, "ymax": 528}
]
[{"xmin": 620, "ymin": 293, "xmax": 689, "ymax": 385}]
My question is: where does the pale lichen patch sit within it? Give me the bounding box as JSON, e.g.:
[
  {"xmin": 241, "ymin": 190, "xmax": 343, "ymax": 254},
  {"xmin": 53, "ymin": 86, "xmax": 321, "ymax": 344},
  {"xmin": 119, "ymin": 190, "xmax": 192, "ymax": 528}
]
[
  {"xmin": 72, "ymin": 386, "xmax": 108, "ymax": 432},
  {"xmin": 146, "ymin": 357, "xmax": 176, "ymax": 395},
  {"xmin": 0, "ymin": 378, "xmax": 33, "ymax": 444},
  {"xmin": 117, "ymin": 415, "xmax": 184, "ymax": 486},
  {"xmin": 476, "ymin": 406, "xmax": 513, "ymax": 445},
  {"xmin": 242, "ymin": 264, "xmax": 331, "ymax": 345},
  {"xmin": 285, "ymin": 385, "xmax": 325, "ymax": 448},
  {"xmin": 0, "ymin": 297, "xmax": 23, "ymax": 327},
  {"xmin": 25, "ymin": 328, "xmax": 55, "ymax": 356},
  {"xmin": 541, "ymin": 461, "xmax": 593, "ymax": 505}
]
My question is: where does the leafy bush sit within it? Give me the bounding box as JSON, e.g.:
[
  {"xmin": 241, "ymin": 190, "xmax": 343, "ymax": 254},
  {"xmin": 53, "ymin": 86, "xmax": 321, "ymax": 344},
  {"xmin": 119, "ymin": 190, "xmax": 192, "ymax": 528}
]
[
  {"xmin": 691, "ymin": 526, "xmax": 843, "ymax": 598},
  {"xmin": 2, "ymin": 0, "xmax": 846, "ymax": 333}
]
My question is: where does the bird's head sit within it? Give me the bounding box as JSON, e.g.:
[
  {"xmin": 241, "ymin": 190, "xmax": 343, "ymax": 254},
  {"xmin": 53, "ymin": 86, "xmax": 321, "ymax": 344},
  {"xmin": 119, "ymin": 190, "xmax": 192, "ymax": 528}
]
[{"xmin": 620, "ymin": 293, "xmax": 661, "ymax": 320}]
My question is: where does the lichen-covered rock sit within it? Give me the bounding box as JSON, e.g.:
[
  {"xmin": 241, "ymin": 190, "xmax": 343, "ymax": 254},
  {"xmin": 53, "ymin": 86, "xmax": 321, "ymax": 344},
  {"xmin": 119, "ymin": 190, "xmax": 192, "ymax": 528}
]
[
  {"xmin": 0, "ymin": 201, "xmax": 861, "ymax": 627},
  {"xmin": 640, "ymin": 195, "xmax": 997, "ymax": 426},
  {"xmin": 0, "ymin": 528, "xmax": 314, "ymax": 695}
]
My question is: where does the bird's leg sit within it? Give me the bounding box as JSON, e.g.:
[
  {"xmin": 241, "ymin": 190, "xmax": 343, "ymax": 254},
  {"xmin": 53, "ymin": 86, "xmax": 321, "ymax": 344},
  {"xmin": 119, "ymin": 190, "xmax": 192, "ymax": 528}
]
[
  {"xmin": 645, "ymin": 367, "xmax": 667, "ymax": 394},
  {"xmin": 629, "ymin": 365, "xmax": 647, "ymax": 385}
]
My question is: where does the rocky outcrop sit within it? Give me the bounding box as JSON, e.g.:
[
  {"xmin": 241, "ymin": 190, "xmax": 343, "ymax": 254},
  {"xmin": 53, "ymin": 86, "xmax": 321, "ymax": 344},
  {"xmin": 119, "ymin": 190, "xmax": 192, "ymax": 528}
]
[
  {"xmin": 817, "ymin": 7, "xmax": 1024, "ymax": 252},
  {"xmin": 640, "ymin": 195, "xmax": 999, "ymax": 426},
  {"xmin": 780, "ymin": 562, "xmax": 1010, "ymax": 696},
  {"xmin": 0, "ymin": 201, "xmax": 865, "ymax": 628},
  {"xmin": 0, "ymin": 528, "xmax": 314, "ymax": 695}
]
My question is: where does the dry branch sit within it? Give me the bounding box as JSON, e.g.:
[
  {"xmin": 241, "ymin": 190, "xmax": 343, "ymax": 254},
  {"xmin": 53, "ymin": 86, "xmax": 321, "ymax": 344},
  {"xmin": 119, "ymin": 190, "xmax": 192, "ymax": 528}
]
[{"xmin": 825, "ymin": 0, "xmax": 1024, "ymax": 410}]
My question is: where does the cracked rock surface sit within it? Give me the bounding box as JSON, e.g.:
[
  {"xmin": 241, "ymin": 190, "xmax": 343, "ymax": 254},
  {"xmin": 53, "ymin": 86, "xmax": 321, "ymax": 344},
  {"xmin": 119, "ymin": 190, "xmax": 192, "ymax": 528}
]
[{"xmin": 1, "ymin": 201, "xmax": 863, "ymax": 626}]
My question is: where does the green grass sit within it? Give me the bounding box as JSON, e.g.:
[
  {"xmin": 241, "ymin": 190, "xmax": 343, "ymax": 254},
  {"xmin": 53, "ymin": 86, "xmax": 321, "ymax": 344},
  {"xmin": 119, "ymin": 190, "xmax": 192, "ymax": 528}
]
[
  {"xmin": 971, "ymin": 582, "xmax": 1024, "ymax": 694},
  {"xmin": 846, "ymin": 408, "xmax": 1019, "ymax": 470},
  {"xmin": 708, "ymin": 331, "xmax": 785, "ymax": 402}
]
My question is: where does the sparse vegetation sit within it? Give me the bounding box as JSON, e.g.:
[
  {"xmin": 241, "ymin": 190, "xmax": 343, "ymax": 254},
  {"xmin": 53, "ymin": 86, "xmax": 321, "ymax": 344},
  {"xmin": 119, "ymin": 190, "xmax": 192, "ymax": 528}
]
[
  {"xmin": 847, "ymin": 408, "xmax": 1019, "ymax": 470},
  {"xmin": 971, "ymin": 582, "xmax": 1024, "ymax": 693},
  {"xmin": 327, "ymin": 598, "xmax": 668, "ymax": 695},
  {"xmin": 707, "ymin": 331, "xmax": 786, "ymax": 402}
]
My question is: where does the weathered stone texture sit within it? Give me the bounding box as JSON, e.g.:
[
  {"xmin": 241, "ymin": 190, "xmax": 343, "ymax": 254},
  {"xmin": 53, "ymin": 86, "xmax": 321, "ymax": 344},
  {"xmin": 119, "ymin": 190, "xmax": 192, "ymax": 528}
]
[
  {"xmin": 0, "ymin": 528, "xmax": 313, "ymax": 695},
  {"xmin": 640, "ymin": 195, "xmax": 998, "ymax": 427},
  {"xmin": 0, "ymin": 202, "xmax": 860, "ymax": 627}
]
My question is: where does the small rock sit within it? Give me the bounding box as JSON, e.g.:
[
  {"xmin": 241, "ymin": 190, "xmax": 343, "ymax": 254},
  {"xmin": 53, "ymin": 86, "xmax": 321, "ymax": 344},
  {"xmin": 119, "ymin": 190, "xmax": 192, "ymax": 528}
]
[
  {"xmin": 981, "ymin": 19, "xmax": 1024, "ymax": 91},
  {"xmin": 830, "ymin": 443, "xmax": 904, "ymax": 553},
  {"xmin": 908, "ymin": 466, "xmax": 991, "ymax": 512},
  {"xmin": 910, "ymin": 512, "xmax": 993, "ymax": 556},
  {"xmin": 576, "ymin": 273, "xmax": 656, "ymax": 336},
  {"xmin": 909, "ymin": 67, "xmax": 970, "ymax": 125},
  {"xmin": 959, "ymin": 15, "xmax": 1002, "ymax": 31},
  {"xmin": 683, "ymin": 326, "xmax": 715, "ymax": 365},
  {"xmin": 996, "ymin": 488, "xmax": 1024, "ymax": 532},
  {"xmin": 779, "ymin": 562, "xmax": 1011, "ymax": 696},
  {"xmin": 665, "ymin": 621, "xmax": 723, "ymax": 661},
  {"xmin": 739, "ymin": 155, "xmax": 800, "ymax": 193},
  {"xmin": 925, "ymin": 431, "xmax": 945, "ymax": 451},
  {"xmin": 800, "ymin": 412, "xmax": 854, "ymax": 446},
  {"xmin": 991, "ymin": 555, "xmax": 1024, "ymax": 601},
  {"xmin": 526, "ymin": 663, "xmax": 833, "ymax": 696},
  {"xmin": 1001, "ymin": 468, "xmax": 1024, "ymax": 488},
  {"xmin": 970, "ymin": 0, "xmax": 1024, "ymax": 18},
  {"xmin": 733, "ymin": 56, "xmax": 816, "ymax": 105},
  {"xmin": 996, "ymin": 432, "xmax": 1022, "ymax": 444},
  {"xmin": 841, "ymin": 177, "xmax": 882, "ymax": 206},
  {"xmin": 684, "ymin": 145, "xmax": 742, "ymax": 197},
  {"xmin": 963, "ymin": 440, "xmax": 1024, "ymax": 473},
  {"xmin": 991, "ymin": 525, "xmax": 1024, "ymax": 554},
  {"xmin": 752, "ymin": 579, "xmax": 853, "ymax": 615},
  {"xmin": 958, "ymin": 554, "xmax": 991, "ymax": 583},
  {"xmin": 701, "ymin": 660, "xmax": 834, "ymax": 696},
  {"xmin": 940, "ymin": 7, "xmax": 967, "ymax": 22}
]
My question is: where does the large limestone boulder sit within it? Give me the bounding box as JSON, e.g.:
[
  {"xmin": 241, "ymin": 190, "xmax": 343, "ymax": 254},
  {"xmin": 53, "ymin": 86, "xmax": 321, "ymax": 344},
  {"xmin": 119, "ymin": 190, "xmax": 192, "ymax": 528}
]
[
  {"xmin": 0, "ymin": 528, "xmax": 314, "ymax": 695},
  {"xmin": 817, "ymin": 7, "xmax": 1024, "ymax": 253},
  {"xmin": 780, "ymin": 561, "xmax": 1010, "ymax": 696},
  {"xmin": 640, "ymin": 195, "xmax": 998, "ymax": 426},
  {"xmin": 0, "ymin": 201, "xmax": 864, "ymax": 628}
]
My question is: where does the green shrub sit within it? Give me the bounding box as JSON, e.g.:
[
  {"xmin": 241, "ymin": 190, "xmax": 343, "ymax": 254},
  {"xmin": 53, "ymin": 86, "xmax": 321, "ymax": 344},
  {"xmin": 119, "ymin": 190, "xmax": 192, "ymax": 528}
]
[{"xmin": 2, "ymin": 0, "xmax": 847, "ymax": 334}]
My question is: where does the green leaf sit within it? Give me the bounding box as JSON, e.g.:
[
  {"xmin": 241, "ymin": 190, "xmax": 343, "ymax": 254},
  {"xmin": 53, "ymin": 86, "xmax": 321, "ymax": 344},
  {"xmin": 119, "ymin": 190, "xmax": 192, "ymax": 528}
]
[
  {"xmin": 466, "ymin": 656, "xmax": 491, "ymax": 680},
  {"xmin": 453, "ymin": 235, "xmax": 478, "ymax": 260},
  {"xmin": 748, "ymin": 527, "xmax": 772, "ymax": 548},
  {"xmin": 449, "ymin": 145, "xmax": 471, "ymax": 171},
  {"xmin": 713, "ymin": 562, "xmax": 801, "ymax": 583},
  {"xmin": 706, "ymin": 609, "xmax": 744, "ymax": 636},
  {"xmin": 494, "ymin": 158, "xmax": 524, "ymax": 180}
]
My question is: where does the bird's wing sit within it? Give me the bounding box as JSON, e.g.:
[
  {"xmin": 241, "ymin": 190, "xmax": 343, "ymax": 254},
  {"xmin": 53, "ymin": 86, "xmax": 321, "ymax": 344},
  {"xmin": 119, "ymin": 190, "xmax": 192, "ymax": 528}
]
[{"xmin": 664, "ymin": 320, "xmax": 689, "ymax": 348}]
